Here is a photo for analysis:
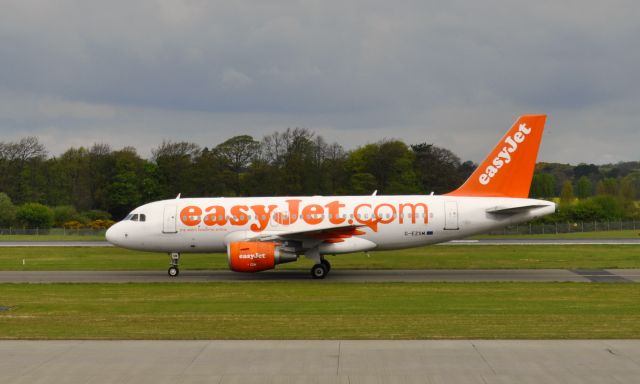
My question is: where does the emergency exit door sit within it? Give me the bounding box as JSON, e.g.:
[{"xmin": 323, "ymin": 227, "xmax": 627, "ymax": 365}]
[
  {"xmin": 163, "ymin": 205, "xmax": 178, "ymax": 233},
  {"xmin": 444, "ymin": 201, "xmax": 459, "ymax": 230}
]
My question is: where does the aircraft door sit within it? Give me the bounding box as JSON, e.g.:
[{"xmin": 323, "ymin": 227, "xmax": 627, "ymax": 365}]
[
  {"xmin": 163, "ymin": 205, "xmax": 178, "ymax": 233},
  {"xmin": 444, "ymin": 201, "xmax": 459, "ymax": 230}
]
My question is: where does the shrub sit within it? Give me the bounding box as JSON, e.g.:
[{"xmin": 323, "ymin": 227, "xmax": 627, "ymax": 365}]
[
  {"xmin": 62, "ymin": 220, "xmax": 85, "ymax": 229},
  {"xmin": 16, "ymin": 203, "xmax": 54, "ymax": 228},
  {"xmin": 89, "ymin": 219, "xmax": 115, "ymax": 229},
  {"xmin": 0, "ymin": 192, "xmax": 16, "ymax": 227},
  {"xmin": 53, "ymin": 205, "xmax": 78, "ymax": 227},
  {"xmin": 83, "ymin": 210, "xmax": 112, "ymax": 221}
]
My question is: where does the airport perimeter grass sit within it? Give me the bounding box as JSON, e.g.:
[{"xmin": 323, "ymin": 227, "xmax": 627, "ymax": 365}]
[
  {"xmin": 0, "ymin": 229, "xmax": 637, "ymax": 242},
  {"xmin": 0, "ymin": 233, "xmax": 105, "ymax": 241},
  {"xmin": 0, "ymin": 282, "xmax": 639, "ymax": 339},
  {"xmin": 474, "ymin": 229, "xmax": 640, "ymax": 239},
  {"xmin": 1, "ymin": 244, "xmax": 639, "ymax": 270}
]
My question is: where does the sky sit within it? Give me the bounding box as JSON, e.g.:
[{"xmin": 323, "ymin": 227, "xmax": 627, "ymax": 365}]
[{"xmin": 0, "ymin": 0, "xmax": 638, "ymax": 164}]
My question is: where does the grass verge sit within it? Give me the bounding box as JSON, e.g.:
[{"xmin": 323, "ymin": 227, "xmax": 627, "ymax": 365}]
[
  {"xmin": 0, "ymin": 282, "xmax": 638, "ymax": 339},
  {"xmin": 0, "ymin": 234, "xmax": 105, "ymax": 241},
  {"xmin": 475, "ymin": 229, "xmax": 640, "ymax": 239},
  {"xmin": 0, "ymin": 229, "xmax": 637, "ymax": 242},
  {"xmin": 1, "ymin": 245, "xmax": 639, "ymax": 271}
]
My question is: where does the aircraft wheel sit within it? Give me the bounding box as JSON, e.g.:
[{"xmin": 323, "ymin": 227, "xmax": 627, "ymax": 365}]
[
  {"xmin": 311, "ymin": 263, "xmax": 328, "ymax": 279},
  {"xmin": 321, "ymin": 259, "xmax": 331, "ymax": 272},
  {"xmin": 168, "ymin": 266, "xmax": 179, "ymax": 277}
]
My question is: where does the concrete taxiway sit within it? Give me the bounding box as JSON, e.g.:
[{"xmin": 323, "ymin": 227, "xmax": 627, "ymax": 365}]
[
  {"xmin": 0, "ymin": 268, "xmax": 637, "ymax": 283},
  {"xmin": 2, "ymin": 340, "xmax": 640, "ymax": 383}
]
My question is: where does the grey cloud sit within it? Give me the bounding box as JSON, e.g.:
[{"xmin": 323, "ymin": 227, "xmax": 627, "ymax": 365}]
[{"xmin": 0, "ymin": 0, "xmax": 639, "ymax": 163}]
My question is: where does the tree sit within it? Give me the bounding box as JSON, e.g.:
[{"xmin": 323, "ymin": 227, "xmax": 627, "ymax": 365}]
[
  {"xmin": 213, "ymin": 136, "xmax": 259, "ymax": 196},
  {"xmin": 0, "ymin": 192, "xmax": 16, "ymax": 227},
  {"xmin": 573, "ymin": 163, "xmax": 600, "ymax": 178},
  {"xmin": 411, "ymin": 143, "xmax": 467, "ymax": 194},
  {"xmin": 106, "ymin": 148, "xmax": 148, "ymax": 219},
  {"xmin": 560, "ymin": 180, "xmax": 574, "ymax": 205},
  {"xmin": 260, "ymin": 128, "xmax": 319, "ymax": 195},
  {"xmin": 596, "ymin": 178, "xmax": 618, "ymax": 196},
  {"xmin": 530, "ymin": 173, "xmax": 556, "ymax": 198},
  {"xmin": 575, "ymin": 176, "xmax": 592, "ymax": 199},
  {"xmin": 215, "ymin": 135, "xmax": 260, "ymax": 173},
  {"xmin": 348, "ymin": 140, "xmax": 419, "ymax": 194},
  {"xmin": 0, "ymin": 137, "xmax": 48, "ymax": 204},
  {"xmin": 55, "ymin": 147, "xmax": 93, "ymax": 210},
  {"xmin": 88, "ymin": 143, "xmax": 116, "ymax": 212},
  {"xmin": 620, "ymin": 176, "xmax": 637, "ymax": 202},
  {"xmin": 152, "ymin": 141, "xmax": 201, "ymax": 197},
  {"xmin": 16, "ymin": 203, "xmax": 54, "ymax": 228}
]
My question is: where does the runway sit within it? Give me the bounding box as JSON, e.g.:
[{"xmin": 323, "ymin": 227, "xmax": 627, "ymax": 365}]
[
  {"xmin": 1, "ymin": 238, "xmax": 640, "ymax": 247},
  {"xmin": 3, "ymin": 340, "xmax": 640, "ymax": 383},
  {"xmin": 1, "ymin": 268, "xmax": 637, "ymax": 283}
]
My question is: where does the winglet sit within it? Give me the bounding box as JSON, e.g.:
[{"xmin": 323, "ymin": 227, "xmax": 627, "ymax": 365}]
[{"xmin": 446, "ymin": 115, "xmax": 546, "ymax": 198}]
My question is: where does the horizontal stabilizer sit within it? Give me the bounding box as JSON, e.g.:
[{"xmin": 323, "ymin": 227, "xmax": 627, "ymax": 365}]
[{"xmin": 486, "ymin": 204, "xmax": 550, "ymax": 214}]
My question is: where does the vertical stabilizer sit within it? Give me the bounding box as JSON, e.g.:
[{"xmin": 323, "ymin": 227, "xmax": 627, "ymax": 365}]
[{"xmin": 447, "ymin": 115, "xmax": 546, "ymax": 198}]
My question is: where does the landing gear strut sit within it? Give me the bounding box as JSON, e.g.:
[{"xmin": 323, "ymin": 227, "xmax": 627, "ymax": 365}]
[
  {"xmin": 168, "ymin": 252, "xmax": 180, "ymax": 277},
  {"xmin": 306, "ymin": 248, "xmax": 331, "ymax": 279}
]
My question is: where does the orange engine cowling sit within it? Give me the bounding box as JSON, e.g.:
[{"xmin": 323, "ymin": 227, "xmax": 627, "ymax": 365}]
[{"xmin": 227, "ymin": 242, "xmax": 297, "ymax": 272}]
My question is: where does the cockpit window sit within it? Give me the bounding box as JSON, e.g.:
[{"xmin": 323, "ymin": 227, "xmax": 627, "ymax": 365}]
[{"xmin": 123, "ymin": 212, "xmax": 146, "ymax": 222}]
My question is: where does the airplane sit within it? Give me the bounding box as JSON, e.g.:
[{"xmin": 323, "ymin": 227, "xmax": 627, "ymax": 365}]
[{"xmin": 106, "ymin": 115, "xmax": 555, "ymax": 279}]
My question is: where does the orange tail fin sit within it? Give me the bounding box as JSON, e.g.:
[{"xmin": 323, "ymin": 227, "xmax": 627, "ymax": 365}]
[{"xmin": 447, "ymin": 114, "xmax": 547, "ymax": 198}]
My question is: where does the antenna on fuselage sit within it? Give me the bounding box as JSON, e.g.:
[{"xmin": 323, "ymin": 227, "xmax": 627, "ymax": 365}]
[
  {"xmin": 176, "ymin": 193, "xmax": 181, "ymax": 199},
  {"xmin": 371, "ymin": 190, "xmax": 378, "ymax": 196}
]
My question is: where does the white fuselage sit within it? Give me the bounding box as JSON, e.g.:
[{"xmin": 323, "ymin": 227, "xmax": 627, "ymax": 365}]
[{"xmin": 106, "ymin": 195, "xmax": 555, "ymax": 254}]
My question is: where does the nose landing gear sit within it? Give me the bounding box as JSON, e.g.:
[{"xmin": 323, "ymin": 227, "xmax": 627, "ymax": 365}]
[{"xmin": 168, "ymin": 252, "xmax": 180, "ymax": 277}]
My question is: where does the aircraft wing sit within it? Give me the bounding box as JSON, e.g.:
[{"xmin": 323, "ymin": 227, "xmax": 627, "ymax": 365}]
[{"xmin": 244, "ymin": 223, "xmax": 373, "ymax": 242}]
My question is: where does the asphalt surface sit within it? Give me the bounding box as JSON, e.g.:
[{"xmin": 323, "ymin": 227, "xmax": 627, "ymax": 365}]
[
  {"xmin": 1, "ymin": 238, "xmax": 640, "ymax": 247},
  {"xmin": 1, "ymin": 269, "xmax": 638, "ymax": 283},
  {"xmin": 3, "ymin": 340, "xmax": 640, "ymax": 383}
]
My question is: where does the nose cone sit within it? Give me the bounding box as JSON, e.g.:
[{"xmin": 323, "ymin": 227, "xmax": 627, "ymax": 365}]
[{"xmin": 105, "ymin": 223, "xmax": 122, "ymax": 246}]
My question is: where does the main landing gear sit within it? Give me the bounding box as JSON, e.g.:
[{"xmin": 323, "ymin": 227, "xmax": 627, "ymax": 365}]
[
  {"xmin": 168, "ymin": 252, "xmax": 180, "ymax": 277},
  {"xmin": 306, "ymin": 248, "xmax": 331, "ymax": 279},
  {"xmin": 311, "ymin": 259, "xmax": 331, "ymax": 279}
]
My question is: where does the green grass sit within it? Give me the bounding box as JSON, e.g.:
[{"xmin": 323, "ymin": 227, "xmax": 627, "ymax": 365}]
[
  {"xmin": 1, "ymin": 244, "xmax": 640, "ymax": 270},
  {"xmin": 0, "ymin": 228, "xmax": 636, "ymax": 242},
  {"xmin": 475, "ymin": 229, "xmax": 640, "ymax": 239},
  {"xmin": 1, "ymin": 282, "xmax": 639, "ymax": 339},
  {"xmin": 0, "ymin": 229, "xmax": 637, "ymax": 242},
  {"xmin": 0, "ymin": 234, "xmax": 105, "ymax": 241}
]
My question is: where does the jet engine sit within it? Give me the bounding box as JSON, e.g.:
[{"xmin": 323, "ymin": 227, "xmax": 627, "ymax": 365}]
[{"xmin": 227, "ymin": 242, "xmax": 298, "ymax": 272}]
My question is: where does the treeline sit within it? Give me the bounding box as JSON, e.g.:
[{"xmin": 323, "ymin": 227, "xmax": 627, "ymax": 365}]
[
  {"xmin": 1, "ymin": 131, "xmax": 639, "ymax": 227},
  {"xmin": 0, "ymin": 130, "xmax": 474, "ymax": 222},
  {"xmin": 531, "ymin": 162, "xmax": 640, "ymax": 222}
]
